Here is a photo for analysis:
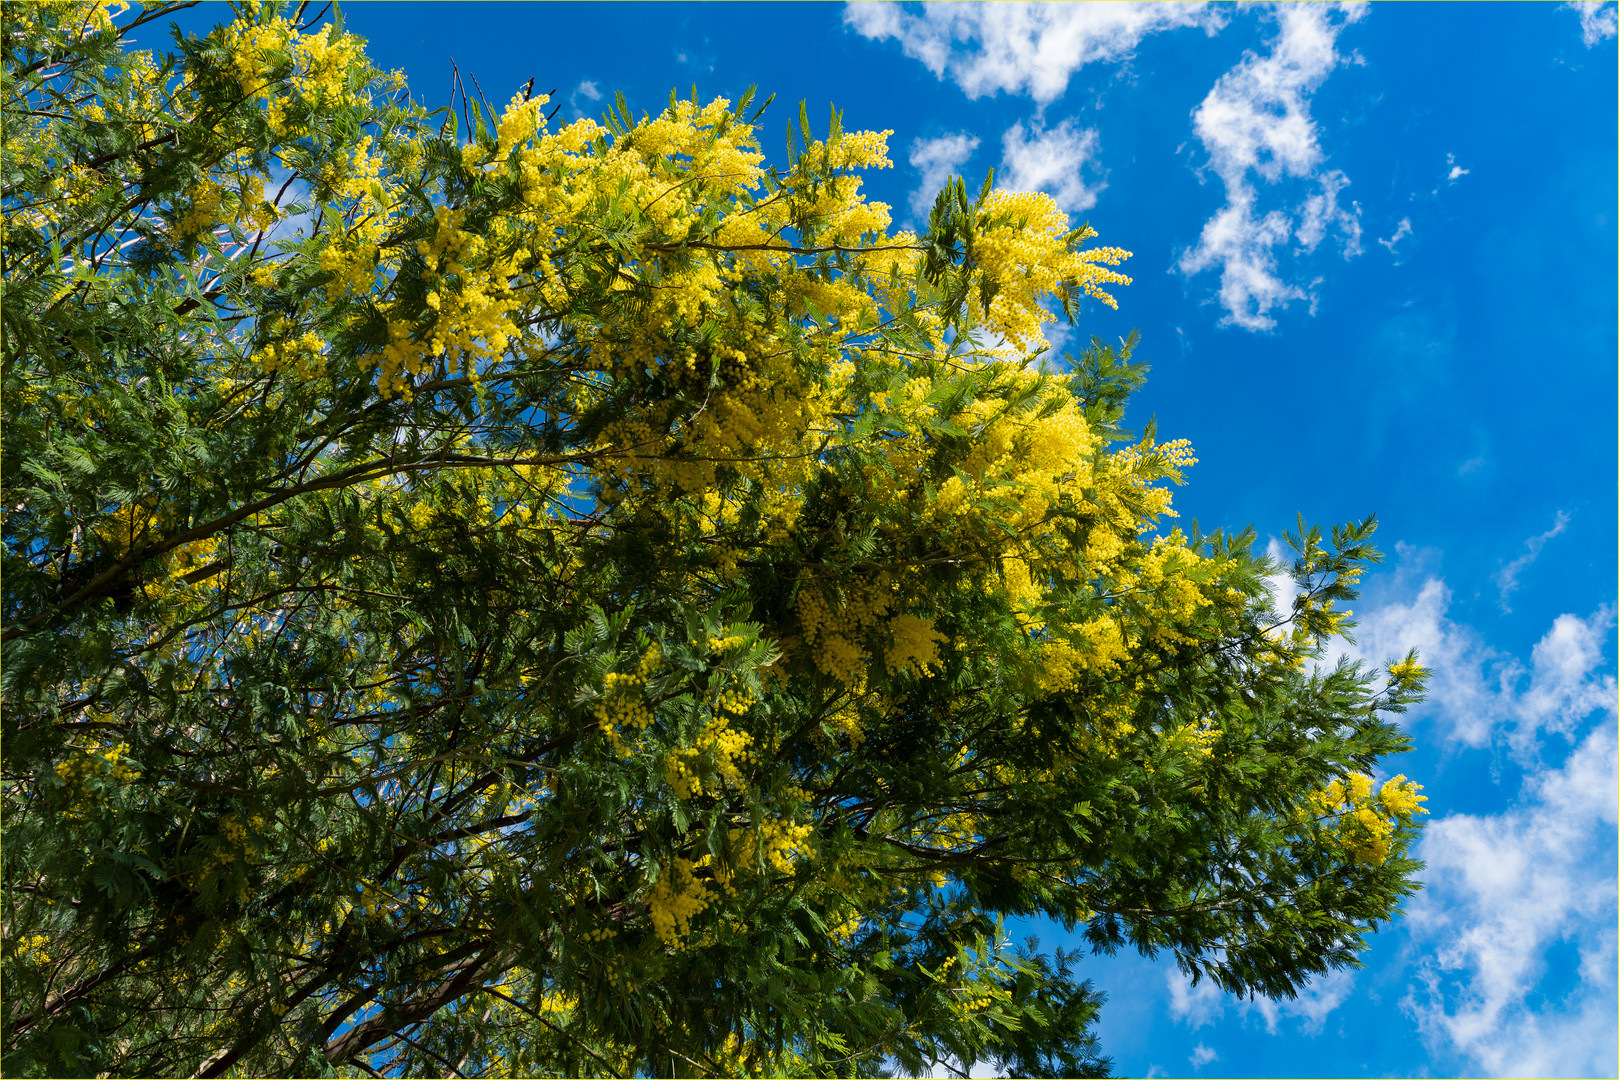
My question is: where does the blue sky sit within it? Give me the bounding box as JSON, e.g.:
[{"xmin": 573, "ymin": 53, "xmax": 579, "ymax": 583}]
[{"xmin": 165, "ymin": 3, "xmax": 1618, "ymax": 1075}]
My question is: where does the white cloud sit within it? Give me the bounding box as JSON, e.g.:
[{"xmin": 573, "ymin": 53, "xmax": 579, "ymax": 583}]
[
  {"xmin": 1296, "ymin": 168, "xmax": 1362, "ymax": 255},
  {"xmin": 1495, "ymin": 511, "xmax": 1570, "ymax": 612},
  {"xmin": 261, "ymin": 162, "xmax": 314, "ymax": 246},
  {"xmin": 999, "ymin": 119, "xmax": 1104, "ymax": 214},
  {"xmin": 1338, "ymin": 557, "xmax": 1618, "ymax": 1075},
  {"xmin": 1168, "ymin": 963, "xmax": 1358, "ymax": 1038},
  {"xmin": 844, "ymin": 0, "xmax": 1225, "ymax": 105},
  {"xmin": 1565, "ymin": 1, "xmax": 1618, "ymax": 46},
  {"xmin": 1178, "ymin": 193, "xmax": 1307, "ymax": 331},
  {"xmin": 1445, "ymin": 151, "xmax": 1470, "ymax": 183},
  {"xmin": 1404, "ymin": 722, "xmax": 1619, "ymax": 1078},
  {"xmin": 1343, "ymin": 554, "xmax": 1617, "ymax": 753},
  {"xmin": 568, "ymin": 79, "xmax": 603, "ymax": 120},
  {"xmin": 1250, "ymin": 966, "xmax": 1357, "ymax": 1035},
  {"xmin": 1189, "ymin": 1043, "xmax": 1219, "ymax": 1068},
  {"xmin": 1377, "ymin": 216, "xmax": 1412, "ymax": 256},
  {"xmin": 909, "ymin": 132, "xmax": 981, "ymax": 219},
  {"xmin": 1166, "ymin": 969, "xmax": 1225, "ymax": 1029},
  {"xmin": 1518, "ymin": 609, "xmax": 1619, "ymax": 743},
  {"xmin": 1178, "ymin": 3, "xmax": 1367, "ymax": 331},
  {"xmin": 1262, "ymin": 536, "xmax": 1303, "ymax": 624}
]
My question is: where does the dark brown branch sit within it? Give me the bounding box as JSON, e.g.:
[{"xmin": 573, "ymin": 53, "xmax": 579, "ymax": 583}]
[{"xmin": 320, "ymin": 945, "xmax": 514, "ymax": 1064}]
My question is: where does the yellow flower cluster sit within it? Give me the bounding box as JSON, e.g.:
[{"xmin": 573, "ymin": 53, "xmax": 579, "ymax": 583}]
[
  {"xmin": 368, "ymin": 210, "xmax": 529, "ymax": 397},
  {"xmin": 219, "ymin": 10, "xmax": 369, "ymax": 127},
  {"xmin": 260, "ymin": 330, "xmax": 327, "ymax": 379},
  {"xmin": 886, "ymin": 613, "xmax": 944, "ymax": 676},
  {"xmin": 235, "ymin": 172, "xmax": 281, "ymax": 232},
  {"xmin": 1037, "ymin": 616, "xmax": 1130, "ymax": 694},
  {"xmin": 358, "ymin": 883, "xmax": 392, "ymax": 921},
  {"xmin": 6, "ymin": 0, "xmax": 125, "ymax": 56},
  {"xmin": 174, "ymin": 180, "xmax": 224, "ymax": 242},
  {"xmin": 956, "ymin": 986, "xmax": 999, "ymax": 1012},
  {"xmin": 970, "ymin": 193, "xmax": 1132, "ymax": 352},
  {"xmin": 734, "ymin": 818, "xmax": 815, "ymax": 876},
  {"xmin": 1379, "ymin": 774, "xmax": 1429, "ymax": 820},
  {"xmin": 188, "ymin": 813, "xmax": 266, "ymax": 904},
  {"xmin": 795, "ymin": 576, "xmax": 896, "ymax": 685},
  {"xmin": 1388, "ymin": 658, "xmax": 1426, "ymax": 682},
  {"xmin": 1168, "ymin": 721, "xmax": 1221, "ymax": 760},
  {"xmin": 53, "ymin": 742, "xmax": 140, "ymax": 818},
  {"xmin": 648, "ymin": 857, "xmax": 711, "ymax": 944},
  {"xmin": 317, "ymin": 241, "xmax": 379, "ymax": 300},
  {"xmin": 594, "ymin": 644, "xmax": 662, "ymax": 755},
  {"xmin": 664, "ymin": 712, "xmax": 753, "ymax": 800},
  {"xmin": 1309, "ymin": 772, "xmax": 1428, "ymax": 866},
  {"xmin": 54, "ymin": 741, "xmax": 139, "ymax": 785},
  {"xmin": 11, "ymin": 933, "xmax": 54, "ymax": 968}
]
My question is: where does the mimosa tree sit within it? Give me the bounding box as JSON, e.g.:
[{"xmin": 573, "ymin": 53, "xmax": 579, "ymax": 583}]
[{"xmin": 1, "ymin": 3, "xmax": 1429, "ymax": 1076}]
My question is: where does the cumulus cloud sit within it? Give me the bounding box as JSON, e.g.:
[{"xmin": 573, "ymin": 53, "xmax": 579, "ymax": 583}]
[
  {"xmin": 1178, "ymin": 195, "xmax": 1307, "ymax": 331},
  {"xmin": 999, "ymin": 119, "xmax": 1104, "ymax": 214},
  {"xmin": 844, "ymin": 0, "xmax": 1225, "ymax": 104},
  {"xmin": 1342, "ymin": 552, "xmax": 1616, "ymax": 753},
  {"xmin": 1404, "ymin": 722, "xmax": 1619, "ymax": 1078},
  {"xmin": 1178, "ymin": 545, "xmax": 1617, "ymax": 1071},
  {"xmin": 1178, "ymin": 3, "xmax": 1366, "ymax": 330},
  {"xmin": 1445, "ymin": 151, "xmax": 1470, "ymax": 183},
  {"xmin": 567, "ymin": 79, "xmax": 603, "ymax": 119},
  {"xmin": 1565, "ymin": 1, "xmax": 1619, "ymax": 46},
  {"xmin": 908, "ymin": 132, "xmax": 981, "ymax": 219},
  {"xmin": 1188, "ymin": 1043, "xmax": 1219, "ymax": 1068},
  {"xmin": 1343, "ymin": 556, "xmax": 1618, "ymax": 1075},
  {"xmin": 1495, "ymin": 511, "xmax": 1570, "ymax": 612}
]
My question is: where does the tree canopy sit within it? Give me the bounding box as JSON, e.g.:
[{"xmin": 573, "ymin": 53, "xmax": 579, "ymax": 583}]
[{"xmin": 2, "ymin": 3, "xmax": 1430, "ymax": 1076}]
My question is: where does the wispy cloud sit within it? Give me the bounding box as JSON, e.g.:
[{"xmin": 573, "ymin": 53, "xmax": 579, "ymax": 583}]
[
  {"xmin": 1496, "ymin": 511, "xmax": 1571, "ymax": 612},
  {"xmin": 1295, "ymin": 169, "xmax": 1361, "ymax": 255},
  {"xmin": 1250, "ymin": 967, "xmax": 1357, "ymax": 1035},
  {"xmin": 1429, "ymin": 152, "xmax": 1471, "ymax": 197},
  {"xmin": 568, "ymin": 79, "xmax": 602, "ymax": 119},
  {"xmin": 1564, "ymin": 1, "xmax": 1618, "ymax": 46},
  {"xmin": 908, "ymin": 132, "xmax": 981, "ymax": 219},
  {"xmin": 1168, "ymin": 962, "xmax": 1357, "ymax": 1036},
  {"xmin": 1377, "ymin": 216, "xmax": 1412, "ymax": 256},
  {"xmin": 1188, "ymin": 1043, "xmax": 1219, "ymax": 1068},
  {"xmin": 999, "ymin": 119, "xmax": 1104, "ymax": 214},
  {"xmin": 844, "ymin": 0, "xmax": 1224, "ymax": 105},
  {"xmin": 1166, "ymin": 969, "xmax": 1225, "ymax": 1029},
  {"xmin": 1177, "ymin": 3, "xmax": 1366, "ymax": 331}
]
